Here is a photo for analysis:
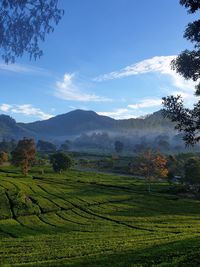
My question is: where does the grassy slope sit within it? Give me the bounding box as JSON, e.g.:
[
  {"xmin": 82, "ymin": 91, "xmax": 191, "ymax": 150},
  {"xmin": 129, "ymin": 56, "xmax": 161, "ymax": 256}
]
[{"xmin": 0, "ymin": 167, "xmax": 200, "ymax": 267}]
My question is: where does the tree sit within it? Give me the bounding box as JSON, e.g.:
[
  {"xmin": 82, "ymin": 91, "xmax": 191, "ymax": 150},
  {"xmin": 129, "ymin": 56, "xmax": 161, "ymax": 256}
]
[
  {"xmin": 156, "ymin": 139, "xmax": 170, "ymax": 152},
  {"xmin": 166, "ymin": 155, "xmax": 178, "ymax": 183},
  {"xmin": 179, "ymin": 0, "xmax": 200, "ymax": 13},
  {"xmin": 184, "ymin": 157, "xmax": 200, "ymax": 192},
  {"xmin": 37, "ymin": 140, "xmax": 56, "ymax": 152},
  {"xmin": 162, "ymin": 0, "xmax": 200, "ymax": 145},
  {"xmin": 0, "ymin": 139, "xmax": 16, "ymax": 153},
  {"xmin": 11, "ymin": 138, "xmax": 36, "ymax": 176},
  {"xmin": 0, "ymin": 0, "xmax": 64, "ymax": 63},
  {"xmin": 59, "ymin": 140, "xmax": 71, "ymax": 151},
  {"xmin": 114, "ymin": 141, "xmax": 124, "ymax": 153},
  {"xmin": 50, "ymin": 152, "xmax": 72, "ymax": 173},
  {"xmin": 138, "ymin": 151, "xmax": 168, "ymax": 192},
  {"xmin": 0, "ymin": 151, "xmax": 8, "ymax": 165}
]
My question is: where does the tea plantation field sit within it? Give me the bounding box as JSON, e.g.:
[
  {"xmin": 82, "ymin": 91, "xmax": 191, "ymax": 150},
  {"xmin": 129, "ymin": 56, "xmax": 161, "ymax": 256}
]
[{"xmin": 0, "ymin": 167, "xmax": 200, "ymax": 266}]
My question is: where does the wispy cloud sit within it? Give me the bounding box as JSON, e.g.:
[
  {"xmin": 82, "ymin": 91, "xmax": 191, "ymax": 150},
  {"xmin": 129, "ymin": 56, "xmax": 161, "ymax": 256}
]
[
  {"xmin": 94, "ymin": 55, "xmax": 197, "ymax": 92},
  {"xmin": 55, "ymin": 73, "xmax": 111, "ymax": 102},
  {"xmin": 94, "ymin": 55, "xmax": 200, "ymax": 109},
  {"xmin": 0, "ymin": 103, "xmax": 53, "ymax": 120},
  {"xmin": 94, "ymin": 56, "xmax": 175, "ymax": 81},
  {"xmin": 128, "ymin": 98, "xmax": 162, "ymax": 109},
  {"xmin": 97, "ymin": 108, "xmax": 138, "ymax": 120},
  {"xmin": 0, "ymin": 62, "xmax": 50, "ymax": 76}
]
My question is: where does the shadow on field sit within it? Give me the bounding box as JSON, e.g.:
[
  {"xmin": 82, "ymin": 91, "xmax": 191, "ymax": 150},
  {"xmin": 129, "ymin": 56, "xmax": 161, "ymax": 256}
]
[{"xmin": 31, "ymin": 236, "xmax": 200, "ymax": 267}]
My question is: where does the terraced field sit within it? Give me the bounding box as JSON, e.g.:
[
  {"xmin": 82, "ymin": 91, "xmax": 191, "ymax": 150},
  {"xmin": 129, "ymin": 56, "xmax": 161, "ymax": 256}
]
[{"xmin": 0, "ymin": 167, "xmax": 200, "ymax": 266}]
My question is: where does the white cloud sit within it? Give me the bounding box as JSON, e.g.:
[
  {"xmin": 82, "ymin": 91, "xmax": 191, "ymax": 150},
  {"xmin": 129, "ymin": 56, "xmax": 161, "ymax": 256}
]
[
  {"xmin": 0, "ymin": 104, "xmax": 12, "ymax": 112},
  {"xmin": 128, "ymin": 98, "xmax": 162, "ymax": 109},
  {"xmin": 55, "ymin": 73, "xmax": 111, "ymax": 102},
  {"xmin": 97, "ymin": 108, "xmax": 137, "ymax": 120},
  {"xmin": 94, "ymin": 55, "xmax": 200, "ymax": 109},
  {"xmin": 11, "ymin": 105, "xmax": 53, "ymax": 120},
  {"xmin": 0, "ymin": 103, "xmax": 53, "ymax": 120},
  {"xmin": 94, "ymin": 56, "xmax": 175, "ymax": 81},
  {"xmin": 94, "ymin": 55, "xmax": 198, "ymax": 93}
]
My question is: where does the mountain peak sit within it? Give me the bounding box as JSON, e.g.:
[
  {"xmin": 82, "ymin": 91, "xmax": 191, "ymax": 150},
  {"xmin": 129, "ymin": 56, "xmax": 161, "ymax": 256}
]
[
  {"xmin": 0, "ymin": 114, "xmax": 16, "ymax": 125},
  {"xmin": 0, "ymin": 109, "xmax": 174, "ymax": 141}
]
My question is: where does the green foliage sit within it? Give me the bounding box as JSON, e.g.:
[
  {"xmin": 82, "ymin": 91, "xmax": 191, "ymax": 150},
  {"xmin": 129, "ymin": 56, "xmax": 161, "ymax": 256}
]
[
  {"xmin": 180, "ymin": 0, "xmax": 200, "ymax": 13},
  {"xmin": 50, "ymin": 152, "xmax": 73, "ymax": 173},
  {"xmin": 0, "ymin": 0, "xmax": 64, "ymax": 63},
  {"xmin": 0, "ymin": 138, "xmax": 16, "ymax": 153},
  {"xmin": 0, "ymin": 167, "xmax": 200, "ymax": 266},
  {"xmin": 163, "ymin": 1, "xmax": 200, "ymax": 145},
  {"xmin": 184, "ymin": 157, "xmax": 200, "ymax": 187},
  {"xmin": 166, "ymin": 155, "xmax": 179, "ymax": 181},
  {"xmin": 10, "ymin": 190, "xmax": 41, "ymax": 217},
  {"xmin": 37, "ymin": 140, "xmax": 56, "ymax": 152}
]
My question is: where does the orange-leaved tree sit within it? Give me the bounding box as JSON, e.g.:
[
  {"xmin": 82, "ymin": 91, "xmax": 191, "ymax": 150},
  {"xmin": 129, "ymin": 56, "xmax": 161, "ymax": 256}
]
[
  {"xmin": 138, "ymin": 151, "xmax": 168, "ymax": 193},
  {"xmin": 0, "ymin": 151, "xmax": 8, "ymax": 165},
  {"xmin": 11, "ymin": 138, "xmax": 36, "ymax": 176}
]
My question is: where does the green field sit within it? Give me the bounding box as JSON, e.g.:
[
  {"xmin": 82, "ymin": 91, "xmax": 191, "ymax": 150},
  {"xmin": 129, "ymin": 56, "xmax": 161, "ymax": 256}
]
[{"xmin": 0, "ymin": 167, "xmax": 200, "ymax": 266}]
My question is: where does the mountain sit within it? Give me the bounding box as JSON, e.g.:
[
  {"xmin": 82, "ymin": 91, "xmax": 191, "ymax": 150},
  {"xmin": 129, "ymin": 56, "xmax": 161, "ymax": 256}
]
[
  {"xmin": 19, "ymin": 110, "xmax": 116, "ymax": 139},
  {"xmin": 0, "ymin": 109, "xmax": 175, "ymax": 141},
  {"xmin": 0, "ymin": 115, "xmax": 35, "ymax": 139}
]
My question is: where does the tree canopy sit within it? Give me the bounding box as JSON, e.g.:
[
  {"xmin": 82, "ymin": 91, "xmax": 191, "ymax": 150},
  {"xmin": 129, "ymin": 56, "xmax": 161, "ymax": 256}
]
[
  {"xmin": 184, "ymin": 157, "xmax": 200, "ymax": 192},
  {"xmin": 162, "ymin": 0, "xmax": 200, "ymax": 145},
  {"xmin": 37, "ymin": 140, "xmax": 56, "ymax": 152},
  {"xmin": 11, "ymin": 138, "xmax": 36, "ymax": 176},
  {"xmin": 0, "ymin": 0, "xmax": 64, "ymax": 63},
  {"xmin": 137, "ymin": 151, "xmax": 168, "ymax": 192},
  {"xmin": 50, "ymin": 152, "xmax": 72, "ymax": 173},
  {"xmin": 0, "ymin": 151, "xmax": 8, "ymax": 165},
  {"xmin": 180, "ymin": 0, "xmax": 200, "ymax": 13}
]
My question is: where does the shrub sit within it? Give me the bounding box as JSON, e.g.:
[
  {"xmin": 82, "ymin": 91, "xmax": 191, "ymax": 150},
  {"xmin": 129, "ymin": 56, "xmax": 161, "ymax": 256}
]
[{"xmin": 50, "ymin": 152, "xmax": 73, "ymax": 173}]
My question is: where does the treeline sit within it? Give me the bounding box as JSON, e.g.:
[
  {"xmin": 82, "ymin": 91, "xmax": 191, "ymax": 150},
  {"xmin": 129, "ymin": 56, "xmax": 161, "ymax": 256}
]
[
  {"xmin": 0, "ymin": 138, "xmax": 72, "ymax": 176},
  {"xmin": 78, "ymin": 151, "xmax": 200, "ymax": 196},
  {"xmin": 1, "ymin": 137, "xmax": 200, "ymax": 196},
  {"xmin": 72, "ymin": 132, "xmax": 194, "ymax": 153}
]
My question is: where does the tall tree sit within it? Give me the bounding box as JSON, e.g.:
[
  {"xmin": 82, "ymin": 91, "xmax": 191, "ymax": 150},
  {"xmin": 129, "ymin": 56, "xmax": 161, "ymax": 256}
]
[
  {"xmin": 12, "ymin": 138, "xmax": 36, "ymax": 176},
  {"xmin": 184, "ymin": 157, "xmax": 200, "ymax": 192},
  {"xmin": 0, "ymin": 151, "xmax": 8, "ymax": 165},
  {"xmin": 0, "ymin": 0, "xmax": 64, "ymax": 63},
  {"xmin": 162, "ymin": 0, "xmax": 200, "ymax": 145},
  {"xmin": 138, "ymin": 151, "xmax": 168, "ymax": 192}
]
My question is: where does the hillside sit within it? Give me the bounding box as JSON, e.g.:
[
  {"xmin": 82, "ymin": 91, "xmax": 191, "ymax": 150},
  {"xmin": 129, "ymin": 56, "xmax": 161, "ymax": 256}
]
[
  {"xmin": 0, "ymin": 109, "xmax": 175, "ymax": 141},
  {"xmin": 20, "ymin": 109, "xmax": 116, "ymax": 138},
  {"xmin": 0, "ymin": 115, "xmax": 35, "ymax": 139},
  {"xmin": 0, "ymin": 167, "xmax": 200, "ymax": 266}
]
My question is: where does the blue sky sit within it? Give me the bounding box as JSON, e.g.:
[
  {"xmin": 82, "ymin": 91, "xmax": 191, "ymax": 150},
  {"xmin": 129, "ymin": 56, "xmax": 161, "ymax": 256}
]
[{"xmin": 0, "ymin": 0, "xmax": 198, "ymax": 122}]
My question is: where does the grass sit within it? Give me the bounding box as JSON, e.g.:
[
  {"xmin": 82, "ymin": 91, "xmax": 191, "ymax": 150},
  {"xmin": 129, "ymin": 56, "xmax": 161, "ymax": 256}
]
[{"xmin": 0, "ymin": 167, "xmax": 200, "ymax": 266}]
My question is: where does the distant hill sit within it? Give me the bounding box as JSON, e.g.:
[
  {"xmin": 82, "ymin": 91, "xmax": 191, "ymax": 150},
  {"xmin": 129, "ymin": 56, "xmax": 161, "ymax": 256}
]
[
  {"xmin": 20, "ymin": 110, "xmax": 116, "ymax": 139},
  {"xmin": 0, "ymin": 115, "xmax": 35, "ymax": 140},
  {"xmin": 0, "ymin": 109, "xmax": 175, "ymax": 141}
]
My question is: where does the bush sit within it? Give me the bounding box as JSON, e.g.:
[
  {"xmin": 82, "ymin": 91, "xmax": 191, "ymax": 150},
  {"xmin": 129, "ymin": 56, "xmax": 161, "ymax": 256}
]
[{"xmin": 50, "ymin": 152, "xmax": 73, "ymax": 173}]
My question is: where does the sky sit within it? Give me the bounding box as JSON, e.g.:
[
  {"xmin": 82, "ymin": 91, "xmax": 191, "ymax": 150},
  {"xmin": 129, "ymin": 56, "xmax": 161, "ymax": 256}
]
[{"xmin": 0, "ymin": 0, "xmax": 199, "ymax": 122}]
